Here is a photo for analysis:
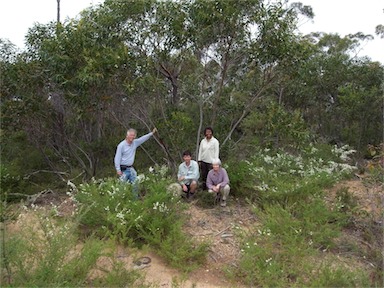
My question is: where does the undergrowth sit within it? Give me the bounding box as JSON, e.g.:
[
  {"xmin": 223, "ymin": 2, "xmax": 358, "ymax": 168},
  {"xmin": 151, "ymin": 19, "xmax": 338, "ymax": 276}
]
[
  {"xmin": 225, "ymin": 144, "xmax": 380, "ymax": 287},
  {"xmin": 2, "ymin": 145, "xmax": 382, "ymax": 287}
]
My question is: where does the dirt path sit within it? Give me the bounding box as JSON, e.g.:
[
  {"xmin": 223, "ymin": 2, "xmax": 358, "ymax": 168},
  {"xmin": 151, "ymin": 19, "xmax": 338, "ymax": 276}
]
[{"xmin": 109, "ymin": 201, "xmax": 256, "ymax": 287}]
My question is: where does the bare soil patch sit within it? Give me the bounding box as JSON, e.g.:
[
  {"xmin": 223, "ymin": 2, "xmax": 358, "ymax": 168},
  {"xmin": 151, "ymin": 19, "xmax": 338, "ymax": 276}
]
[{"xmin": 327, "ymin": 178, "xmax": 383, "ymax": 222}]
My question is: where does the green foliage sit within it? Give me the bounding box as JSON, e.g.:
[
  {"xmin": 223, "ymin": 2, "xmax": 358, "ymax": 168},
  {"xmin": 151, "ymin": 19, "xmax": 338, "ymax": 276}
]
[
  {"xmin": 337, "ymin": 78, "xmax": 383, "ymax": 151},
  {"xmin": 2, "ymin": 0, "xmax": 382, "ymax": 188},
  {"xmin": 0, "ymin": 130, "xmax": 68, "ymax": 199},
  {"xmin": 2, "ymin": 141, "xmax": 379, "ymax": 287},
  {"xmin": 241, "ymin": 100, "xmax": 311, "ymax": 150},
  {"xmin": 0, "ymin": 165, "xmax": 26, "ymax": 202},
  {"xmin": 1, "ymin": 209, "xmax": 131, "ymax": 287},
  {"xmin": 227, "ymin": 144, "xmax": 356, "ymax": 208},
  {"xmin": 225, "ymin": 143, "xmax": 371, "ymax": 287},
  {"xmin": 1, "ymin": 0, "xmax": 382, "ymax": 285},
  {"xmin": 261, "ymin": 200, "xmax": 341, "ymax": 250},
  {"xmin": 223, "ymin": 160, "xmax": 255, "ymax": 200},
  {"xmin": 74, "ymin": 172, "xmax": 208, "ymax": 271},
  {"xmin": 228, "ymin": 200, "xmax": 367, "ymax": 286},
  {"xmin": 156, "ymin": 110, "xmax": 197, "ymax": 161},
  {"xmin": 309, "ymin": 266, "xmax": 370, "ymax": 287}
]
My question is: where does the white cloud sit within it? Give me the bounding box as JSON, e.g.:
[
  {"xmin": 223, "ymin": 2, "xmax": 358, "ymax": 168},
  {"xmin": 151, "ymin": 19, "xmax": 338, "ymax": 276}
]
[
  {"xmin": 1, "ymin": 0, "xmax": 383, "ymax": 63},
  {"xmin": 296, "ymin": 0, "xmax": 384, "ymax": 63}
]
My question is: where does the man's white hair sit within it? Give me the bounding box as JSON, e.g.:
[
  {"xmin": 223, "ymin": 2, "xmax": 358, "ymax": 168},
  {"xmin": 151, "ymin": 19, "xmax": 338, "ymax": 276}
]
[
  {"xmin": 127, "ymin": 128, "xmax": 137, "ymax": 136},
  {"xmin": 212, "ymin": 158, "xmax": 221, "ymax": 165}
]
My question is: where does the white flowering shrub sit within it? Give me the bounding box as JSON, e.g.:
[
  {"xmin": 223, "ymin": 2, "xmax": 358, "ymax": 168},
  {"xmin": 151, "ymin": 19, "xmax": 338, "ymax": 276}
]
[
  {"xmin": 227, "ymin": 144, "xmax": 367, "ymax": 287},
  {"xmin": 73, "ymin": 175, "xmax": 208, "ymax": 270},
  {"xmin": 2, "ymin": 207, "xmax": 108, "ymax": 287},
  {"xmin": 227, "ymin": 144, "xmax": 357, "ymax": 205}
]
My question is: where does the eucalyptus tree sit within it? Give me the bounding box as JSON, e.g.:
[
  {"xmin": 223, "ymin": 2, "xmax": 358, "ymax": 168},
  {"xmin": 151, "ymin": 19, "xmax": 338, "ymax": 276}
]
[
  {"xmin": 375, "ymin": 24, "xmax": 384, "ymax": 38},
  {"xmin": 73, "ymin": 0, "xmax": 313, "ymax": 162},
  {"xmin": 1, "ymin": 10, "xmax": 141, "ymax": 179},
  {"xmin": 272, "ymin": 30, "xmax": 383, "ymax": 151},
  {"xmin": 334, "ymin": 61, "xmax": 383, "ymax": 151},
  {"xmin": 187, "ymin": 0, "xmax": 307, "ymax": 149},
  {"xmin": 1, "ymin": 0, "xmax": 321, "ymax": 181},
  {"xmin": 1, "ymin": 33, "xmax": 76, "ymax": 185}
]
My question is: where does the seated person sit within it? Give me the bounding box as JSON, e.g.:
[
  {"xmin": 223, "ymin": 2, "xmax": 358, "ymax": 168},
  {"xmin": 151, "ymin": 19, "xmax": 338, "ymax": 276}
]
[
  {"xmin": 177, "ymin": 150, "xmax": 200, "ymax": 199},
  {"xmin": 206, "ymin": 158, "xmax": 230, "ymax": 207}
]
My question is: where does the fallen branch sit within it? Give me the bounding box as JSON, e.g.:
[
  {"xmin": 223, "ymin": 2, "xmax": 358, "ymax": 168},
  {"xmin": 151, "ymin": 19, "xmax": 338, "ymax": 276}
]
[
  {"xmin": 215, "ymin": 225, "xmax": 232, "ymax": 236},
  {"xmin": 29, "ymin": 189, "xmax": 55, "ymax": 205},
  {"xmin": 190, "ymin": 232, "xmax": 213, "ymax": 236},
  {"xmin": 23, "ymin": 170, "xmax": 68, "ymax": 180}
]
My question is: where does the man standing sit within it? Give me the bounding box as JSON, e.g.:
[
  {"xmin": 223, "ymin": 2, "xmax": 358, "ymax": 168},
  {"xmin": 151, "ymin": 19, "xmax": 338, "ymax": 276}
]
[
  {"xmin": 177, "ymin": 150, "xmax": 200, "ymax": 199},
  {"xmin": 206, "ymin": 158, "xmax": 230, "ymax": 207},
  {"xmin": 114, "ymin": 127, "xmax": 157, "ymax": 196},
  {"xmin": 198, "ymin": 127, "xmax": 219, "ymax": 189}
]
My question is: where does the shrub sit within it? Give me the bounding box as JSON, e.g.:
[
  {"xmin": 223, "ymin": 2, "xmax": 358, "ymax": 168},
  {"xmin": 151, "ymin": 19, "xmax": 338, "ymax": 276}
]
[
  {"xmin": 309, "ymin": 266, "xmax": 370, "ymax": 287},
  {"xmin": 73, "ymin": 171, "xmax": 209, "ymax": 271},
  {"xmin": 225, "ymin": 144, "xmax": 370, "ymax": 287},
  {"xmin": 1, "ymin": 207, "xmax": 132, "ymax": 287},
  {"xmin": 0, "ymin": 165, "xmax": 29, "ymax": 202},
  {"xmin": 227, "ymin": 144, "xmax": 357, "ymax": 207}
]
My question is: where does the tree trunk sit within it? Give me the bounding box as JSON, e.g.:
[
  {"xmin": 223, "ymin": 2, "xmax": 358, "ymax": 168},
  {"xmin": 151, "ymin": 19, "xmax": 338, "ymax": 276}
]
[{"xmin": 56, "ymin": 0, "xmax": 60, "ymax": 24}]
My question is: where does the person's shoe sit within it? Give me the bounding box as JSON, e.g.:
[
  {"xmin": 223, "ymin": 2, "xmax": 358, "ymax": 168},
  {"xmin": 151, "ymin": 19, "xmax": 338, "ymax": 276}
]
[
  {"xmin": 220, "ymin": 200, "xmax": 226, "ymax": 207},
  {"xmin": 214, "ymin": 193, "xmax": 220, "ymax": 205},
  {"xmin": 181, "ymin": 192, "xmax": 188, "ymax": 199}
]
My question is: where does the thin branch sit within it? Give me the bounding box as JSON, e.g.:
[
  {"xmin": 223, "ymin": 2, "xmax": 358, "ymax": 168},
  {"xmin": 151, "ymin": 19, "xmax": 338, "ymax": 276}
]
[{"xmin": 23, "ymin": 170, "xmax": 68, "ymax": 180}]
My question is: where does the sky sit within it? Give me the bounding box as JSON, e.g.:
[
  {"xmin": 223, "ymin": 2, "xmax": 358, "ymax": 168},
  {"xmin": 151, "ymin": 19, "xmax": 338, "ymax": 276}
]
[
  {"xmin": 0, "ymin": 0, "xmax": 383, "ymax": 63},
  {"xmin": 295, "ymin": 0, "xmax": 384, "ymax": 63}
]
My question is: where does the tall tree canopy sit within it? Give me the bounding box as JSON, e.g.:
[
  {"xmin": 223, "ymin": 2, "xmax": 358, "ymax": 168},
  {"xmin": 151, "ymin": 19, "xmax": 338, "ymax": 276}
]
[{"xmin": 1, "ymin": 0, "xmax": 382, "ymax": 186}]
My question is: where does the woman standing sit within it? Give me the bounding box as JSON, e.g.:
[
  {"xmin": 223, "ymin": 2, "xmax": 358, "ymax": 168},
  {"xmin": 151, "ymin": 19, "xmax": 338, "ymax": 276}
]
[{"xmin": 198, "ymin": 127, "xmax": 219, "ymax": 189}]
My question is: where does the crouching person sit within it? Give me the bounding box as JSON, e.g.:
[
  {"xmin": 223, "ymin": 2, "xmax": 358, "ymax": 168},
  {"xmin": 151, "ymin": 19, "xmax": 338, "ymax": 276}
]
[
  {"xmin": 175, "ymin": 150, "xmax": 200, "ymax": 199},
  {"xmin": 206, "ymin": 158, "xmax": 230, "ymax": 207}
]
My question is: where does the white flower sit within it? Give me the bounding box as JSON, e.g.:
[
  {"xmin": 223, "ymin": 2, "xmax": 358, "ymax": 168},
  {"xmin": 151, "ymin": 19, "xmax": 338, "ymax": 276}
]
[
  {"xmin": 153, "ymin": 202, "xmax": 169, "ymax": 213},
  {"xmin": 263, "ymin": 155, "xmax": 273, "ymax": 164},
  {"xmin": 116, "ymin": 211, "xmax": 124, "ymax": 220},
  {"xmin": 137, "ymin": 174, "xmax": 146, "ymax": 183},
  {"xmin": 67, "ymin": 180, "xmax": 77, "ymax": 191}
]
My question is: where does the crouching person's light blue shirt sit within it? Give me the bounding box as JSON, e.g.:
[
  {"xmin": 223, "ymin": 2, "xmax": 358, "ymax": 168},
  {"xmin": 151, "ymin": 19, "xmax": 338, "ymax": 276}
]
[{"xmin": 177, "ymin": 160, "xmax": 200, "ymax": 185}]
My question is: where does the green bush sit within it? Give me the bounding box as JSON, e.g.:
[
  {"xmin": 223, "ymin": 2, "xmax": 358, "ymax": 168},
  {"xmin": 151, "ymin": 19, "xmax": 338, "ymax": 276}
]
[
  {"xmin": 225, "ymin": 144, "xmax": 372, "ymax": 287},
  {"xmin": 1, "ymin": 209, "xmax": 127, "ymax": 287},
  {"xmin": 241, "ymin": 100, "xmax": 311, "ymax": 150},
  {"xmin": 227, "ymin": 144, "xmax": 356, "ymax": 207},
  {"xmin": 309, "ymin": 266, "xmax": 370, "ymax": 287},
  {"xmin": 73, "ymin": 172, "xmax": 209, "ymax": 271},
  {"xmin": 223, "ymin": 160, "xmax": 257, "ymax": 201},
  {"xmin": 0, "ymin": 164, "xmax": 29, "ymax": 202},
  {"xmin": 258, "ymin": 200, "xmax": 341, "ymax": 250}
]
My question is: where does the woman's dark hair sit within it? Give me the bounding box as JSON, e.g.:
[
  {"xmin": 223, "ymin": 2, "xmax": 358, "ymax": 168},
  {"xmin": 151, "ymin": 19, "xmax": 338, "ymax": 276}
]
[{"xmin": 204, "ymin": 127, "xmax": 213, "ymax": 135}]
